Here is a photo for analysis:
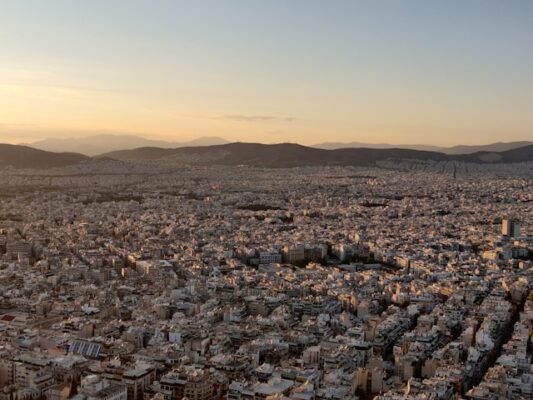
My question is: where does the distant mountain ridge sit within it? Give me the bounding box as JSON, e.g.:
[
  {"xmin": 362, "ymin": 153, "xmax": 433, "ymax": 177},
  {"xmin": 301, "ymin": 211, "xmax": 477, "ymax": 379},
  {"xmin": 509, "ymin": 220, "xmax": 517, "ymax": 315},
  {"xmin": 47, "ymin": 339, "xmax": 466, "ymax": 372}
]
[
  {"xmin": 313, "ymin": 140, "xmax": 533, "ymax": 154},
  {"xmin": 314, "ymin": 142, "xmax": 443, "ymax": 152},
  {"xmin": 443, "ymin": 141, "xmax": 533, "ymax": 154},
  {"xmin": 102, "ymin": 142, "xmax": 533, "ymax": 167},
  {"xmin": 2, "ymin": 141, "xmax": 533, "ymax": 170},
  {"xmin": 28, "ymin": 134, "xmax": 229, "ymax": 156},
  {"xmin": 27, "ymin": 134, "xmax": 532, "ymax": 156},
  {"xmin": 0, "ymin": 144, "xmax": 89, "ymax": 169}
]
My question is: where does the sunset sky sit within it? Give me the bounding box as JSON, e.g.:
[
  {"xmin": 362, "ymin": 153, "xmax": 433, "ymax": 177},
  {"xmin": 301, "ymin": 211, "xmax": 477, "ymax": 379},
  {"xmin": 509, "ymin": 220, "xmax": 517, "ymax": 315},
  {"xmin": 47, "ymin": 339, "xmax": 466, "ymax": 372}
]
[{"xmin": 1, "ymin": 0, "xmax": 532, "ymax": 146}]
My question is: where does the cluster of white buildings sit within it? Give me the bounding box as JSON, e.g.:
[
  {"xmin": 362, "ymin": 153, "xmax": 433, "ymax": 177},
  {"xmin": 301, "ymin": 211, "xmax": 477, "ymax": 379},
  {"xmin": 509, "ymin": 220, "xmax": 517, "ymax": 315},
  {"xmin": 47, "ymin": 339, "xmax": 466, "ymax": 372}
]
[{"xmin": 0, "ymin": 165, "xmax": 531, "ymax": 400}]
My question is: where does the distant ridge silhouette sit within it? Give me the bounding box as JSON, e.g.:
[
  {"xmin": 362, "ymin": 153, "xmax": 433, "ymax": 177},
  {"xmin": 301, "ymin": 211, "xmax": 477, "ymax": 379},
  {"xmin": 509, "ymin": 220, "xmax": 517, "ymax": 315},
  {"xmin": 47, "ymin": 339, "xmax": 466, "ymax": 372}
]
[
  {"xmin": 28, "ymin": 134, "xmax": 229, "ymax": 156},
  {"xmin": 313, "ymin": 140, "xmax": 533, "ymax": 154},
  {"xmin": 2, "ymin": 141, "xmax": 533, "ymax": 169},
  {"xmin": 0, "ymin": 144, "xmax": 89, "ymax": 169},
  {"xmin": 102, "ymin": 142, "xmax": 533, "ymax": 167}
]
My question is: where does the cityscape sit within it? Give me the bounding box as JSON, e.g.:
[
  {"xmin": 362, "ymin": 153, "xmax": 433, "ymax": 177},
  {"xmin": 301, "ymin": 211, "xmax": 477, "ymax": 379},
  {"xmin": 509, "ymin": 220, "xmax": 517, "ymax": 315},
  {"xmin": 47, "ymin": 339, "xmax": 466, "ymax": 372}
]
[
  {"xmin": 1, "ymin": 1, "xmax": 532, "ymax": 399},
  {"xmin": 0, "ymin": 161, "xmax": 531, "ymax": 399}
]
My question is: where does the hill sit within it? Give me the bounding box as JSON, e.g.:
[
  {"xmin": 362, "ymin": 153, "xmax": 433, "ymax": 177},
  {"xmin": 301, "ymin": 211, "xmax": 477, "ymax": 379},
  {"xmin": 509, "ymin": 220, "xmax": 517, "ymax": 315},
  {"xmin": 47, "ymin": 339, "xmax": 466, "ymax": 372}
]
[
  {"xmin": 314, "ymin": 140, "xmax": 533, "ymax": 154},
  {"xmin": 459, "ymin": 144, "xmax": 533, "ymax": 163},
  {"xmin": 0, "ymin": 144, "xmax": 89, "ymax": 169},
  {"xmin": 102, "ymin": 142, "xmax": 533, "ymax": 167},
  {"xmin": 313, "ymin": 141, "xmax": 443, "ymax": 152},
  {"xmin": 102, "ymin": 142, "xmax": 450, "ymax": 167},
  {"xmin": 3, "ymin": 142, "xmax": 532, "ymax": 170},
  {"xmin": 444, "ymin": 141, "xmax": 533, "ymax": 155}
]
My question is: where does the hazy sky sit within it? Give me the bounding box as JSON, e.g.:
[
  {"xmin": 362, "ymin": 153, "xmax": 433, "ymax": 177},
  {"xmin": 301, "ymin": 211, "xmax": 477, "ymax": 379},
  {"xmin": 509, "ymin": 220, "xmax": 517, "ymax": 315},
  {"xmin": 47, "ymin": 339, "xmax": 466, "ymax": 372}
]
[{"xmin": 1, "ymin": 0, "xmax": 532, "ymax": 145}]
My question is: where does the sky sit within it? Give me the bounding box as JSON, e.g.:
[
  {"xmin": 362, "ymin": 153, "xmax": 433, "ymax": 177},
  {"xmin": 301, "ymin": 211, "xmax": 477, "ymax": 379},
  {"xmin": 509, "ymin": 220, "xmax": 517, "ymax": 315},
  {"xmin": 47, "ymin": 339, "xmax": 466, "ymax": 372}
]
[{"xmin": 1, "ymin": 0, "xmax": 532, "ymax": 146}]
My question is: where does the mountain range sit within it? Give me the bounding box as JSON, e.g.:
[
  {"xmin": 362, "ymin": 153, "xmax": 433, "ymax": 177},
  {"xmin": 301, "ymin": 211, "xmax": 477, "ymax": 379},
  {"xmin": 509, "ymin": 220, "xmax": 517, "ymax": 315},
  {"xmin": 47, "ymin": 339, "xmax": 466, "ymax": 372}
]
[
  {"xmin": 313, "ymin": 141, "xmax": 533, "ymax": 154},
  {"xmin": 23, "ymin": 135, "xmax": 533, "ymax": 156},
  {"xmin": 100, "ymin": 142, "xmax": 533, "ymax": 167},
  {"xmin": 0, "ymin": 144, "xmax": 89, "ymax": 169},
  {"xmin": 2, "ymin": 141, "xmax": 533, "ymax": 170},
  {"xmin": 28, "ymin": 134, "xmax": 229, "ymax": 156}
]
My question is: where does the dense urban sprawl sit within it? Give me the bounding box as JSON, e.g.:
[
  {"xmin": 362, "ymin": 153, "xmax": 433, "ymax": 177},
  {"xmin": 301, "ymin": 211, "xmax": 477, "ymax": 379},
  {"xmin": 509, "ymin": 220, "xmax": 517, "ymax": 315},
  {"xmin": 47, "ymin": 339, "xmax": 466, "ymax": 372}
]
[{"xmin": 0, "ymin": 165, "xmax": 531, "ymax": 400}]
